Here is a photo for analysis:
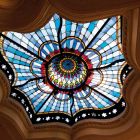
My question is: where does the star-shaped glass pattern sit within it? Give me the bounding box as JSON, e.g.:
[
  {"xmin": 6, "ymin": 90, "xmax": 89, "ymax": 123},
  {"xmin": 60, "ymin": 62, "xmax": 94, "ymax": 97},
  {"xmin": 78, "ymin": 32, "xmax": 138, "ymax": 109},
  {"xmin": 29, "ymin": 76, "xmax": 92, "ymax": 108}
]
[{"xmin": 0, "ymin": 14, "xmax": 132, "ymax": 125}]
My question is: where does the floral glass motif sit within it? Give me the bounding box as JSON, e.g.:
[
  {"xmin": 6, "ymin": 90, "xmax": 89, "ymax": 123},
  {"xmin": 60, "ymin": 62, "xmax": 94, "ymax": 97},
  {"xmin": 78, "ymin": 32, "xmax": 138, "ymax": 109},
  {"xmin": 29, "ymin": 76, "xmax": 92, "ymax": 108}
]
[{"xmin": 0, "ymin": 14, "xmax": 132, "ymax": 125}]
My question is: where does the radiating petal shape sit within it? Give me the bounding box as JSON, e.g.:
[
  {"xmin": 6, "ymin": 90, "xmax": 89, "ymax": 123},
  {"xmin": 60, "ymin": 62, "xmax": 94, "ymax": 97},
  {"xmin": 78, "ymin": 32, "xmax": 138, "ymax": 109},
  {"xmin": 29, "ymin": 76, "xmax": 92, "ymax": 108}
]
[
  {"xmin": 94, "ymin": 61, "xmax": 124, "ymax": 102},
  {"xmin": 39, "ymin": 41, "xmax": 60, "ymax": 60},
  {"xmin": 53, "ymin": 91, "xmax": 70, "ymax": 101},
  {"xmin": 39, "ymin": 91, "xmax": 71, "ymax": 115},
  {"xmin": 4, "ymin": 14, "xmax": 60, "ymax": 57},
  {"xmin": 88, "ymin": 16, "xmax": 124, "ymax": 66},
  {"xmin": 73, "ymin": 86, "xmax": 91, "ymax": 99},
  {"xmin": 36, "ymin": 79, "xmax": 53, "ymax": 93},
  {"xmin": 18, "ymin": 80, "xmax": 52, "ymax": 113},
  {"xmin": 5, "ymin": 32, "xmax": 40, "ymax": 55},
  {"xmin": 38, "ymin": 14, "xmax": 60, "ymax": 42},
  {"xmin": 82, "ymin": 49, "xmax": 101, "ymax": 69},
  {"xmin": 61, "ymin": 37, "xmax": 84, "ymax": 55},
  {"xmin": 60, "ymin": 17, "xmax": 107, "ymax": 46},
  {"xmin": 30, "ymin": 58, "xmax": 43, "ymax": 77},
  {"xmin": 2, "ymin": 39, "xmax": 35, "ymax": 85},
  {"xmin": 86, "ymin": 70, "xmax": 103, "ymax": 87},
  {"xmin": 72, "ymin": 86, "xmax": 114, "ymax": 114}
]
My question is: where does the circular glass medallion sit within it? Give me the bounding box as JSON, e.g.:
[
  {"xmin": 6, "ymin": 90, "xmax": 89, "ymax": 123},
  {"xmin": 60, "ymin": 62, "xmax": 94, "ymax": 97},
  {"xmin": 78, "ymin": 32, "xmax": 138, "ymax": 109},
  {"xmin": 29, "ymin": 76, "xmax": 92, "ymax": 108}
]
[
  {"xmin": 46, "ymin": 53, "xmax": 88, "ymax": 91},
  {"xmin": 61, "ymin": 59, "xmax": 75, "ymax": 71}
]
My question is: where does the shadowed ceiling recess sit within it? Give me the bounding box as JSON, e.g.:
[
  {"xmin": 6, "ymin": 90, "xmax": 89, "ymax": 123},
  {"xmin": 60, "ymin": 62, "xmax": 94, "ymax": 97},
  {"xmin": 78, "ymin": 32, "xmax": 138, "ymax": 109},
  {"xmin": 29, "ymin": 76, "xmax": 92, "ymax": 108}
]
[{"xmin": 0, "ymin": 14, "xmax": 132, "ymax": 125}]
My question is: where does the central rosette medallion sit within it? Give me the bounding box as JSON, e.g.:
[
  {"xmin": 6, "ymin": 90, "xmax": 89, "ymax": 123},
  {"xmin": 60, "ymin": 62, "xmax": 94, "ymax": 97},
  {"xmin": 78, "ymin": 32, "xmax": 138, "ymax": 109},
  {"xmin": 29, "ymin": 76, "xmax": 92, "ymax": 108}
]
[{"xmin": 46, "ymin": 53, "xmax": 88, "ymax": 90}]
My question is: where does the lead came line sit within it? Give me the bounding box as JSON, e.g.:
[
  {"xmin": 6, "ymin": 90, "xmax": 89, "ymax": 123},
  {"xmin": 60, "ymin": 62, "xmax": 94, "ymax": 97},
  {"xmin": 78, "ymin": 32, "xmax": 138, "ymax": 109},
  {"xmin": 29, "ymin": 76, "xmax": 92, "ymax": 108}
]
[
  {"xmin": 70, "ymin": 91, "xmax": 74, "ymax": 117},
  {"xmin": 89, "ymin": 59, "xmax": 125, "ymax": 71},
  {"xmin": 57, "ymin": 17, "xmax": 63, "ymax": 53},
  {"xmin": 13, "ymin": 77, "xmax": 45, "ymax": 88}
]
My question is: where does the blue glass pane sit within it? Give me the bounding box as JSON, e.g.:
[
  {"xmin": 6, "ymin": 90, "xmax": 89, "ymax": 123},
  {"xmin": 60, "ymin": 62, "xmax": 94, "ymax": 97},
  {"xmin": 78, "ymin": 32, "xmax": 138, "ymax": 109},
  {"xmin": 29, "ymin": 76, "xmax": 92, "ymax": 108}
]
[{"xmin": 1, "ymin": 14, "xmax": 126, "ymax": 121}]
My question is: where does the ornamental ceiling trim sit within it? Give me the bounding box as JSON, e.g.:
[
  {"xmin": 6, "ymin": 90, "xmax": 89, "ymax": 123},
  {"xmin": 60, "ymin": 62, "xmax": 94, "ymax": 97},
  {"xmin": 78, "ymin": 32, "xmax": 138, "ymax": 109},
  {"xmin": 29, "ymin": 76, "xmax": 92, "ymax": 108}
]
[{"xmin": 0, "ymin": 1, "xmax": 140, "ymax": 140}]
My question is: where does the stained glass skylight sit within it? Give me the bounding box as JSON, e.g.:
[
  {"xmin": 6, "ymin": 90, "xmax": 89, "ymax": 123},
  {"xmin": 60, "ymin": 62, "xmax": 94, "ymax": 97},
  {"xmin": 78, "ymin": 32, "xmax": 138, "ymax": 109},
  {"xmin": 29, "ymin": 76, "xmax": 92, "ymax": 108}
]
[{"xmin": 0, "ymin": 14, "xmax": 132, "ymax": 125}]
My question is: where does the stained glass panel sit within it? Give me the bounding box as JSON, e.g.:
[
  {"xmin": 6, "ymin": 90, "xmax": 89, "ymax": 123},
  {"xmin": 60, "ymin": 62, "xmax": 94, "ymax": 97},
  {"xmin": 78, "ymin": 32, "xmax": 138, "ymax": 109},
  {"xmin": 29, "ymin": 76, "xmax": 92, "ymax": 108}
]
[{"xmin": 0, "ymin": 14, "xmax": 132, "ymax": 125}]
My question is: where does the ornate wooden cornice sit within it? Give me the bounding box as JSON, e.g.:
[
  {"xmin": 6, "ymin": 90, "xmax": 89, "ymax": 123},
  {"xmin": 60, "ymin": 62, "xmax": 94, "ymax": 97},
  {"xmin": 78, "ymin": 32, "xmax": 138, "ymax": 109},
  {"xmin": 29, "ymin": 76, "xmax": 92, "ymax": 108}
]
[{"xmin": 0, "ymin": 1, "xmax": 140, "ymax": 140}]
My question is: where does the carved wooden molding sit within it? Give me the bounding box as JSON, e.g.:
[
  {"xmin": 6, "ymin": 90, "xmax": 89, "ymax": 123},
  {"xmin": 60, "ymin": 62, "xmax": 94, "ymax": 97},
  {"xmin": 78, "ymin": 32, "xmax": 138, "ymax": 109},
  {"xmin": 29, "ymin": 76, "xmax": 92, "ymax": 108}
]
[
  {"xmin": 0, "ymin": 1, "xmax": 140, "ymax": 140},
  {"xmin": 0, "ymin": 1, "xmax": 140, "ymax": 31}
]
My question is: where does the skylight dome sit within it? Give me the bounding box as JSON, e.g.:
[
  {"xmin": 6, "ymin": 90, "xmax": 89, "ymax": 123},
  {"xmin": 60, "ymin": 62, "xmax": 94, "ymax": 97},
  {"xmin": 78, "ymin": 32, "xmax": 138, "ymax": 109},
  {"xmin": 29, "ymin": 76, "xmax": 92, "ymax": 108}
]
[{"xmin": 0, "ymin": 14, "xmax": 132, "ymax": 125}]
